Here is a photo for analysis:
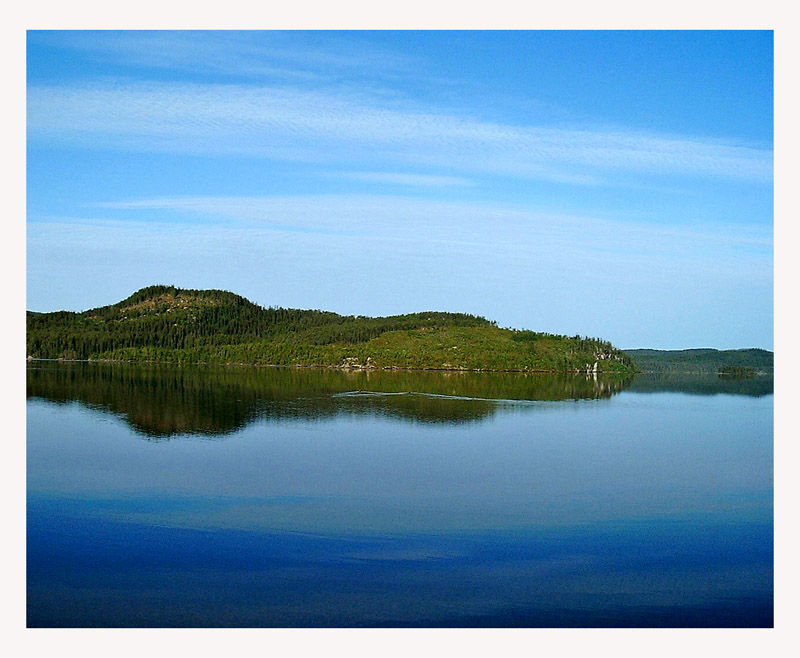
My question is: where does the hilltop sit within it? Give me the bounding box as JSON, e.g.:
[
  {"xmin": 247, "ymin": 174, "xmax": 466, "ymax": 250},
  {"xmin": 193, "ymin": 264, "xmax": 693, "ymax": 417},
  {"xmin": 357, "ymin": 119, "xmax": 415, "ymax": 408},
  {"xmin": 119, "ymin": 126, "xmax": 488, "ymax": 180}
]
[{"xmin": 27, "ymin": 285, "xmax": 636, "ymax": 373}]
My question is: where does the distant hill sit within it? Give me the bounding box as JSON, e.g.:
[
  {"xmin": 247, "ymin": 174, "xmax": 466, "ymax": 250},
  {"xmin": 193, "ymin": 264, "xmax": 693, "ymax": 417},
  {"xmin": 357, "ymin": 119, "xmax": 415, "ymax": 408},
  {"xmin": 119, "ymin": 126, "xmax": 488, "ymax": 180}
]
[
  {"xmin": 26, "ymin": 285, "xmax": 635, "ymax": 373},
  {"xmin": 624, "ymin": 348, "xmax": 773, "ymax": 374}
]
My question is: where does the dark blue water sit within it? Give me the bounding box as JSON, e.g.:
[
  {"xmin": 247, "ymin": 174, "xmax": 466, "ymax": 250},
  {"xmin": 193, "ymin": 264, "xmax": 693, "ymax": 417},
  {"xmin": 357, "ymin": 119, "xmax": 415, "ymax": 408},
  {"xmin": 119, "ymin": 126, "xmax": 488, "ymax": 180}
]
[{"xmin": 26, "ymin": 363, "xmax": 773, "ymax": 627}]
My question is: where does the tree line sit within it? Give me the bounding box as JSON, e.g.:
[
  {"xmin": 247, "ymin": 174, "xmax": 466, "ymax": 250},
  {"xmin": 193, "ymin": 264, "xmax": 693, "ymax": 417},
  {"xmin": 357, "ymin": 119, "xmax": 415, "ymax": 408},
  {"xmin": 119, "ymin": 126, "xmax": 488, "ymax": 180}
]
[{"xmin": 27, "ymin": 285, "xmax": 636, "ymax": 373}]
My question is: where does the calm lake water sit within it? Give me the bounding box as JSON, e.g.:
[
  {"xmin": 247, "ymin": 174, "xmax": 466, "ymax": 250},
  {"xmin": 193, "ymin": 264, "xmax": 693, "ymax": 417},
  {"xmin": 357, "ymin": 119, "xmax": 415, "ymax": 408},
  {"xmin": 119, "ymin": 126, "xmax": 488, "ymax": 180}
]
[{"xmin": 26, "ymin": 362, "xmax": 773, "ymax": 627}]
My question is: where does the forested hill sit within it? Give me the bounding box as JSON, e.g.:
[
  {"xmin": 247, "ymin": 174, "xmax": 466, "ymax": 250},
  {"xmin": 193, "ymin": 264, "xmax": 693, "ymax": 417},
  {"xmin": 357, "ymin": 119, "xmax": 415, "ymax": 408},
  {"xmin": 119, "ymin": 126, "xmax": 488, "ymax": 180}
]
[
  {"xmin": 26, "ymin": 285, "xmax": 636, "ymax": 373},
  {"xmin": 624, "ymin": 348, "xmax": 773, "ymax": 374}
]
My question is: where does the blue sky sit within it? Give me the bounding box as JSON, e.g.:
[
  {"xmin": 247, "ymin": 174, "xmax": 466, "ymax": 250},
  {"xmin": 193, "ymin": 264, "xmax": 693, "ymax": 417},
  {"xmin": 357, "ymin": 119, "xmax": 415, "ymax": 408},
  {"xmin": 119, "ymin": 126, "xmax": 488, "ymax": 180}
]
[{"xmin": 26, "ymin": 30, "xmax": 773, "ymax": 349}]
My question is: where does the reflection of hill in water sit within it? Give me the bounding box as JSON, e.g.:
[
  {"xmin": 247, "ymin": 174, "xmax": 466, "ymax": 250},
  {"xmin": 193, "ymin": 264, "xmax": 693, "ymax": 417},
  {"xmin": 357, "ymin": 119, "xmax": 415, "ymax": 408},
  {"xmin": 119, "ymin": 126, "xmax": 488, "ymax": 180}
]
[
  {"xmin": 26, "ymin": 362, "xmax": 632, "ymax": 438},
  {"xmin": 627, "ymin": 373, "xmax": 773, "ymax": 397}
]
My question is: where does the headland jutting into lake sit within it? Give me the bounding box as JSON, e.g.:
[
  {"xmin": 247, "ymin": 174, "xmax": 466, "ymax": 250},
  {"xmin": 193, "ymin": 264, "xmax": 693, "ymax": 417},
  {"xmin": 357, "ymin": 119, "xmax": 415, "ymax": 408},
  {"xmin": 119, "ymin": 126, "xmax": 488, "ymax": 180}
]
[{"xmin": 26, "ymin": 285, "xmax": 636, "ymax": 374}]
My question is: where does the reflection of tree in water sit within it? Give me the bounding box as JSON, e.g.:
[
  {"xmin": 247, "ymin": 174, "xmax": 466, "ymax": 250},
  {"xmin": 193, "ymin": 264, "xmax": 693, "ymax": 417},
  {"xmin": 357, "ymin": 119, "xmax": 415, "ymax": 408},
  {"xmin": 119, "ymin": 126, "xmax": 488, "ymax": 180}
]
[
  {"xmin": 28, "ymin": 362, "xmax": 264, "ymax": 438},
  {"xmin": 26, "ymin": 362, "xmax": 633, "ymax": 438},
  {"xmin": 627, "ymin": 373, "xmax": 773, "ymax": 397}
]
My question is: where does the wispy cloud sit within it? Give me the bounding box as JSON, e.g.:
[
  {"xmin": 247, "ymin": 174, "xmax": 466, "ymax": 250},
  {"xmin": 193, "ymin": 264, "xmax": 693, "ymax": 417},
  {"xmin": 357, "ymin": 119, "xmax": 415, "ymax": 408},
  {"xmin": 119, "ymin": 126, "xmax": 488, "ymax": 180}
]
[
  {"xmin": 91, "ymin": 194, "xmax": 773, "ymax": 267},
  {"xmin": 335, "ymin": 171, "xmax": 474, "ymax": 187},
  {"xmin": 28, "ymin": 197, "xmax": 773, "ymax": 347},
  {"xmin": 28, "ymin": 31, "xmax": 419, "ymax": 84},
  {"xmin": 27, "ymin": 81, "xmax": 773, "ymax": 186}
]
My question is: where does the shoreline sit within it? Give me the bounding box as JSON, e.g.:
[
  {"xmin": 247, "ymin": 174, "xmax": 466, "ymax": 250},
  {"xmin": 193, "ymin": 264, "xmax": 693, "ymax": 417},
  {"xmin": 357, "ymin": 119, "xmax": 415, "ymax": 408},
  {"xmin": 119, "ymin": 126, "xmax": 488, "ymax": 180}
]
[{"xmin": 25, "ymin": 357, "xmax": 634, "ymax": 376}]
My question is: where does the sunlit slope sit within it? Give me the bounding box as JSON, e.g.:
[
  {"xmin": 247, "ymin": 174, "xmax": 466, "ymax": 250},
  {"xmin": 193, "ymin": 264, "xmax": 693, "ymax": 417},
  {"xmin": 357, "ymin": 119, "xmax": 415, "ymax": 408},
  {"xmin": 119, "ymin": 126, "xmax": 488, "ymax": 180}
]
[{"xmin": 27, "ymin": 285, "xmax": 636, "ymax": 373}]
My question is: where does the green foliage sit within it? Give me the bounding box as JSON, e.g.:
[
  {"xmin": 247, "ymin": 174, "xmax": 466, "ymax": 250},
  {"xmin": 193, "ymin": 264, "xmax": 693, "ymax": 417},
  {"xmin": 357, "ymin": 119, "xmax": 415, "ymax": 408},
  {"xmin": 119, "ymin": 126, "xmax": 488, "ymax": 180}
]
[
  {"xmin": 626, "ymin": 348, "xmax": 773, "ymax": 374},
  {"xmin": 718, "ymin": 365, "xmax": 758, "ymax": 378},
  {"xmin": 27, "ymin": 285, "xmax": 636, "ymax": 373}
]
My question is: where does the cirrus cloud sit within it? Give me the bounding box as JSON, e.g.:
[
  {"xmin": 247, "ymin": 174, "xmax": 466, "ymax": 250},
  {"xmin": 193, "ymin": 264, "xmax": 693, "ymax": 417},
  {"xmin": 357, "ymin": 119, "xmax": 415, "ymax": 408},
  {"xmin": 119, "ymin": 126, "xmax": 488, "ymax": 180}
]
[{"xmin": 27, "ymin": 81, "xmax": 773, "ymax": 186}]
